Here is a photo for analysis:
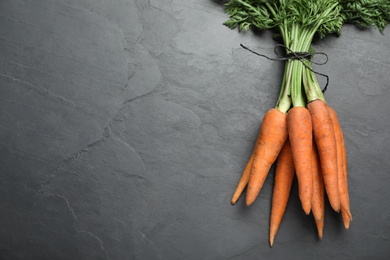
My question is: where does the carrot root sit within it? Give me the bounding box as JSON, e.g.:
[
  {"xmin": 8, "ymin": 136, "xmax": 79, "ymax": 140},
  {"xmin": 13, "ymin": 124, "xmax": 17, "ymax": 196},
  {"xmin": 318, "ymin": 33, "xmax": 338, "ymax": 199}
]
[
  {"xmin": 269, "ymin": 139, "xmax": 295, "ymax": 247},
  {"xmin": 311, "ymin": 142, "xmax": 325, "ymax": 240},
  {"xmin": 287, "ymin": 107, "xmax": 313, "ymax": 215},
  {"xmin": 308, "ymin": 100, "xmax": 340, "ymax": 212},
  {"xmin": 246, "ymin": 109, "xmax": 288, "ymax": 206},
  {"xmin": 328, "ymin": 106, "xmax": 352, "ymax": 222},
  {"xmin": 231, "ymin": 153, "xmax": 254, "ymax": 205}
]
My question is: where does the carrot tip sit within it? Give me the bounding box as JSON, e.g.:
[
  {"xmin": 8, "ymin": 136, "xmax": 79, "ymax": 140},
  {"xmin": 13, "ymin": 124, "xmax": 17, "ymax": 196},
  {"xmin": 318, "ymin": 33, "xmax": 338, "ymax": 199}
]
[
  {"xmin": 303, "ymin": 205, "xmax": 311, "ymax": 215},
  {"xmin": 314, "ymin": 221, "xmax": 324, "ymax": 240},
  {"xmin": 245, "ymin": 195, "xmax": 255, "ymax": 206},
  {"xmin": 230, "ymin": 197, "xmax": 238, "ymax": 205},
  {"xmin": 333, "ymin": 203, "xmax": 341, "ymax": 213},
  {"xmin": 245, "ymin": 201, "xmax": 253, "ymax": 207},
  {"xmin": 270, "ymin": 238, "xmax": 274, "ymax": 247},
  {"xmin": 342, "ymin": 218, "xmax": 351, "ymax": 229},
  {"xmin": 318, "ymin": 229, "xmax": 323, "ymax": 240},
  {"xmin": 230, "ymin": 192, "xmax": 242, "ymax": 205}
]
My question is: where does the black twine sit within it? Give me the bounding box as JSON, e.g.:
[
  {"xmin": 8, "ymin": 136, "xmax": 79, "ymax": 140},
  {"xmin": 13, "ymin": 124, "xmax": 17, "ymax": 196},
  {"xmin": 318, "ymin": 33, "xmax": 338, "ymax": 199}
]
[{"xmin": 240, "ymin": 43, "xmax": 329, "ymax": 93}]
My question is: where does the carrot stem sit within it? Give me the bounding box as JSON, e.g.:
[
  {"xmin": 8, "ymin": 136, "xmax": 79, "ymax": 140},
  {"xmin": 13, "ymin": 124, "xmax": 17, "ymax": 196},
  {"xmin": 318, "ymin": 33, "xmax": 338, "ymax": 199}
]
[{"xmin": 303, "ymin": 61, "xmax": 325, "ymax": 103}]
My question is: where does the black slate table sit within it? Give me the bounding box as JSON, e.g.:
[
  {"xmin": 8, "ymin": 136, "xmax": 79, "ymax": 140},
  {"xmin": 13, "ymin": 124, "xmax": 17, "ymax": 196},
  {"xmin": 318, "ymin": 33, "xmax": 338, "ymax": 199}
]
[{"xmin": 1, "ymin": 0, "xmax": 389, "ymax": 259}]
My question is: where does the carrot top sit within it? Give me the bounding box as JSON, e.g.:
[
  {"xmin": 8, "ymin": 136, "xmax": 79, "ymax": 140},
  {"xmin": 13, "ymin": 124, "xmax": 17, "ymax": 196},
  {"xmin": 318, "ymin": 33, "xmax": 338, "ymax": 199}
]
[{"xmin": 224, "ymin": 0, "xmax": 390, "ymax": 108}]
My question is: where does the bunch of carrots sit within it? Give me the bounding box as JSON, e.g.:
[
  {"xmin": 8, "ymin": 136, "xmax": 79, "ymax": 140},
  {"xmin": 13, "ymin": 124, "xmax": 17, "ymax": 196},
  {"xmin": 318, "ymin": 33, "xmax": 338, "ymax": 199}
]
[
  {"xmin": 223, "ymin": 0, "xmax": 390, "ymax": 246},
  {"xmin": 230, "ymin": 94, "xmax": 350, "ymax": 245}
]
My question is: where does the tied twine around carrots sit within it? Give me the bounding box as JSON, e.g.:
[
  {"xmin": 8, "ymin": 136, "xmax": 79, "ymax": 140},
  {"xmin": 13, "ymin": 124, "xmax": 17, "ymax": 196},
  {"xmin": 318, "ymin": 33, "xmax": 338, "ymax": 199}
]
[{"xmin": 239, "ymin": 44, "xmax": 330, "ymax": 93}]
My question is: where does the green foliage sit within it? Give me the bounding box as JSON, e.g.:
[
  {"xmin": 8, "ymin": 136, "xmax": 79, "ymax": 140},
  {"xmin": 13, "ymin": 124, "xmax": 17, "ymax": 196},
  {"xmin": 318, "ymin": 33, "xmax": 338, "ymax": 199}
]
[
  {"xmin": 224, "ymin": 0, "xmax": 390, "ymax": 37},
  {"xmin": 222, "ymin": 0, "xmax": 390, "ymax": 110},
  {"xmin": 223, "ymin": 0, "xmax": 277, "ymax": 31},
  {"xmin": 340, "ymin": 0, "xmax": 390, "ymax": 33}
]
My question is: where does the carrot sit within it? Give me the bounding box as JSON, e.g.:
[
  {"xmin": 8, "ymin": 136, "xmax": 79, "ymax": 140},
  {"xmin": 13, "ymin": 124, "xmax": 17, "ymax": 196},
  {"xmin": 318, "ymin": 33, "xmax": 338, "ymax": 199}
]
[
  {"xmin": 311, "ymin": 142, "xmax": 325, "ymax": 239},
  {"xmin": 328, "ymin": 106, "xmax": 352, "ymax": 227},
  {"xmin": 341, "ymin": 139, "xmax": 352, "ymax": 229},
  {"xmin": 231, "ymin": 153, "xmax": 254, "ymax": 205},
  {"xmin": 287, "ymin": 106, "xmax": 313, "ymax": 215},
  {"xmin": 269, "ymin": 139, "xmax": 295, "ymax": 247},
  {"xmin": 231, "ymin": 121, "xmax": 265, "ymax": 205},
  {"xmin": 246, "ymin": 108, "xmax": 288, "ymax": 206},
  {"xmin": 307, "ymin": 100, "xmax": 340, "ymax": 212}
]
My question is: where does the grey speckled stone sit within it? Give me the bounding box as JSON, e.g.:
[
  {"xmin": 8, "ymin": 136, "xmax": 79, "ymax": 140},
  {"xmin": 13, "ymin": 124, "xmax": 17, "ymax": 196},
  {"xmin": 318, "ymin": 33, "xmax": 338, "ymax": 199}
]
[{"xmin": 1, "ymin": 0, "xmax": 390, "ymax": 259}]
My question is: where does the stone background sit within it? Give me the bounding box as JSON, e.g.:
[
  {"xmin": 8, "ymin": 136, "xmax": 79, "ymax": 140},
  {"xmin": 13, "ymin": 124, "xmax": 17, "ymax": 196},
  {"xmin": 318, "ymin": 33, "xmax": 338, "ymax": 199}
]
[{"xmin": 1, "ymin": 0, "xmax": 389, "ymax": 259}]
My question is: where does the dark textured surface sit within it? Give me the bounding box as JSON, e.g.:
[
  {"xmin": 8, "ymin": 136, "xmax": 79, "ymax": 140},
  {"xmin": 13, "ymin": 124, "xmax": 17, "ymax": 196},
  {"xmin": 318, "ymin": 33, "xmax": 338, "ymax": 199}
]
[{"xmin": 1, "ymin": 0, "xmax": 389, "ymax": 259}]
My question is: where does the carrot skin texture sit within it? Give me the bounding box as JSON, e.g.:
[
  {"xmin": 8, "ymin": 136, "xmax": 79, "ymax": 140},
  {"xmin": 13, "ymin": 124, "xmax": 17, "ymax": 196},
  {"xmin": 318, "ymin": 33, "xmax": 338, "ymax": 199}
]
[
  {"xmin": 231, "ymin": 153, "xmax": 254, "ymax": 205},
  {"xmin": 246, "ymin": 109, "xmax": 288, "ymax": 206},
  {"xmin": 307, "ymin": 100, "xmax": 340, "ymax": 212},
  {"xmin": 269, "ymin": 139, "xmax": 295, "ymax": 247},
  {"xmin": 328, "ymin": 106, "xmax": 352, "ymax": 225},
  {"xmin": 287, "ymin": 107, "xmax": 313, "ymax": 215},
  {"xmin": 311, "ymin": 143, "xmax": 325, "ymax": 239}
]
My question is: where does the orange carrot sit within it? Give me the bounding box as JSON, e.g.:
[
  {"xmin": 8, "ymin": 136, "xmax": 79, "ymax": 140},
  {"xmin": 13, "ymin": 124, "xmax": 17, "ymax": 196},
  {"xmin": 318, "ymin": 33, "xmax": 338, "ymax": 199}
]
[
  {"xmin": 328, "ymin": 106, "xmax": 352, "ymax": 227},
  {"xmin": 307, "ymin": 100, "xmax": 340, "ymax": 212},
  {"xmin": 311, "ymin": 142, "xmax": 325, "ymax": 239},
  {"xmin": 287, "ymin": 106, "xmax": 313, "ymax": 215},
  {"xmin": 341, "ymin": 139, "xmax": 352, "ymax": 229},
  {"xmin": 246, "ymin": 108, "xmax": 288, "ymax": 206},
  {"xmin": 269, "ymin": 139, "xmax": 295, "ymax": 247},
  {"xmin": 231, "ymin": 153, "xmax": 254, "ymax": 205},
  {"xmin": 231, "ymin": 121, "xmax": 265, "ymax": 205}
]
